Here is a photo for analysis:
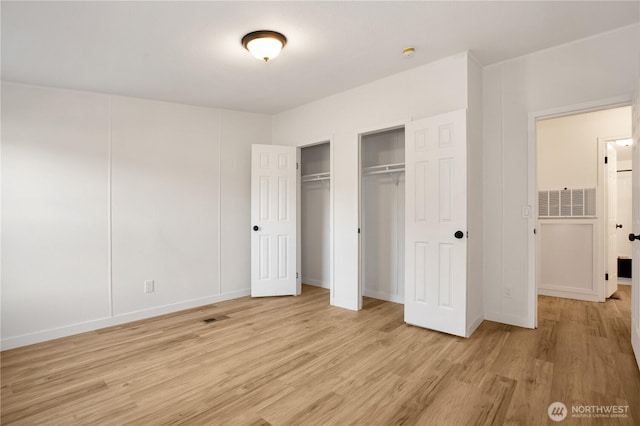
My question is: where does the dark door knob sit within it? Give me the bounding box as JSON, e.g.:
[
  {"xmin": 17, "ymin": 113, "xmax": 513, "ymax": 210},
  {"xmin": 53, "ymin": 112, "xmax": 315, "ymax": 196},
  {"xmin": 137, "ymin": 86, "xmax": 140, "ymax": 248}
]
[
  {"xmin": 253, "ymin": 225, "xmax": 259, "ymax": 231},
  {"xmin": 629, "ymin": 233, "xmax": 640, "ymax": 241},
  {"xmin": 616, "ymin": 224, "xmax": 623, "ymax": 229},
  {"xmin": 454, "ymin": 231, "xmax": 464, "ymax": 239}
]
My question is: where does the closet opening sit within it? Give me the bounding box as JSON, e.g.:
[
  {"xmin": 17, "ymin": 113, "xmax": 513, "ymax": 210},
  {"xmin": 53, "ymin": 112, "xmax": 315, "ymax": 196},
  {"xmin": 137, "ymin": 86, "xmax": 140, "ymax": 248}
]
[
  {"xmin": 358, "ymin": 126, "xmax": 405, "ymax": 310},
  {"xmin": 300, "ymin": 141, "xmax": 332, "ymax": 300}
]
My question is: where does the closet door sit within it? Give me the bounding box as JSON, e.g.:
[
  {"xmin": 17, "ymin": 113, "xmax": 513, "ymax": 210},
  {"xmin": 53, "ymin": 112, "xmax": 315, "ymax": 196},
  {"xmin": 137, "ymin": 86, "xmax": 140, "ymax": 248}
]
[
  {"xmin": 404, "ymin": 109, "xmax": 468, "ymax": 337},
  {"xmin": 251, "ymin": 144, "xmax": 299, "ymax": 297}
]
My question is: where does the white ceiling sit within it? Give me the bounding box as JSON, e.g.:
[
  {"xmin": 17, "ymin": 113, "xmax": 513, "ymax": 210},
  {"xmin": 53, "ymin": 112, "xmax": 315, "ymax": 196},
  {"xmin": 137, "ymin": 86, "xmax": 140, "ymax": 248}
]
[{"xmin": 2, "ymin": 1, "xmax": 638, "ymax": 114}]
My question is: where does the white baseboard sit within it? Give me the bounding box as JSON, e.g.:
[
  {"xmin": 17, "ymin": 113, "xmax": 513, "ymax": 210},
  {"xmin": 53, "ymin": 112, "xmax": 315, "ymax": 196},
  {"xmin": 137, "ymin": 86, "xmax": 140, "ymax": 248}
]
[
  {"xmin": 466, "ymin": 314, "xmax": 484, "ymax": 337},
  {"xmin": 484, "ymin": 310, "xmax": 534, "ymax": 329},
  {"xmin": 537, "ymin": 287, "xmax": 601, "ymax": 302},
  {"xmin": 302, "ymin": 278, "xmax": 329, "ymax": 289},
  {"xmin": 331, "ymin": 297, "xmax": 358, "ymax": 311},
  {"xmin": 633, "ymin": 323, "xmax": 640, "ymax": 372},
  {"xmin": 0, "ymin": 289, "xmax": 250, "ymax": 350},
  {"xmin": 363, "ymin": 288, "xmax": 404, "ymax": 304}
]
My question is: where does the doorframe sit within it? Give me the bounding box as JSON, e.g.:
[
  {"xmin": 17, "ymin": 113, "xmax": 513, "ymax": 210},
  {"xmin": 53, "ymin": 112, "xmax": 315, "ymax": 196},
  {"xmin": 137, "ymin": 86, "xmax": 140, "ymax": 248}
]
[
  {"xmin": 356, "ymin": 119, "xmax": 408, "ymax": 310},
  {"xmin": 296, "ymin": 137, "xmax": 335, "ymax": 304},
  {"xmin": 527, "ymin": 95, "xmax": 633, "ymax": 328}
]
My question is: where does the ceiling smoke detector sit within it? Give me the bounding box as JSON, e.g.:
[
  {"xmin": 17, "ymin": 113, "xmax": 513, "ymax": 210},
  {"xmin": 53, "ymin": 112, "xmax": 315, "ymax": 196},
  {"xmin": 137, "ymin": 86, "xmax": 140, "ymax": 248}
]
[{"xmin": 402, "ymin": 47, "xmax": 415, "ymax": 58}]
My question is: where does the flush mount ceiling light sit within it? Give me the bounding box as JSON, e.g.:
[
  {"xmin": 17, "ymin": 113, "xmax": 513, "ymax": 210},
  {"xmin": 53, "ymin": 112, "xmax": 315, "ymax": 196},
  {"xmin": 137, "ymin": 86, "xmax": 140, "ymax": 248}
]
[{"xmin": 242, "ymin": 30, "xmax": 287, "ymax": 62}]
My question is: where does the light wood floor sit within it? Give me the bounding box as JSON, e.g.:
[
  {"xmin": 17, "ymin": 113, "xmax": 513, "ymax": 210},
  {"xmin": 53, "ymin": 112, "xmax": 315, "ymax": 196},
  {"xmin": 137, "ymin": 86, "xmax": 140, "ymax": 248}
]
[{"xmin": 2, "ymin": 285, "xmax": 639, "ymax": 425}]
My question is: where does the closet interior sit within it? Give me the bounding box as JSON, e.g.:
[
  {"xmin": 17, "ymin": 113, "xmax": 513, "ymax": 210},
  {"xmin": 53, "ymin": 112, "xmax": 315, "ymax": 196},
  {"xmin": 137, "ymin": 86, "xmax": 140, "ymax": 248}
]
[
  {"xmin": 301, "ymin": 142, "xmax": 331, "ymax": 289},
  {"xmin": 360, "ymin": 127, "xmax": 405, "ymax": 304}
]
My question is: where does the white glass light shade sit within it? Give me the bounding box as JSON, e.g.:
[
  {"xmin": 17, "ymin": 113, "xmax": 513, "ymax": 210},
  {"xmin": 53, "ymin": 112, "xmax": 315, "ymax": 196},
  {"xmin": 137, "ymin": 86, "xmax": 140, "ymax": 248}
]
[
  {"xmin": 242, "ymin": 31, "xmax": 287, "ymax": 62},
  {"xmin": 246, "ymin": 37, "xmax": 283, "ymax": 62}
]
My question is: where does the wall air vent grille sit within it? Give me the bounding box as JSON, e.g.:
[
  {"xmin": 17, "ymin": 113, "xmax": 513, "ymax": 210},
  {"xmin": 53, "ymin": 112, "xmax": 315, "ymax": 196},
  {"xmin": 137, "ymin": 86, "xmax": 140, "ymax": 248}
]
[
  {"xmin": 538, "ymin": 188, "xmax": 596, "ymax": 218},
  {"xmin": 538, "ymin": 191, "xmax": 549, "ymax": 217},
  {"xmin": 549, "ymin": 190, "xmax": 560, "ymax": 217},
  {"xmin": 571, "ymin": 189, "xmax": 583, "ymax": 216}
]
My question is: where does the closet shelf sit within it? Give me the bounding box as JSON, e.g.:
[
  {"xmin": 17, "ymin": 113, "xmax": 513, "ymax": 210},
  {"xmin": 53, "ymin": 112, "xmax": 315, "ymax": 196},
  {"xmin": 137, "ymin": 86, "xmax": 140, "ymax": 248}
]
[
  {"xmin": 301, "ymin": 172, "xmax": 331, "ymax": 183},
  {"xmin": 362, "ymin": 162, "xmax": 405, "ymax": 176}
]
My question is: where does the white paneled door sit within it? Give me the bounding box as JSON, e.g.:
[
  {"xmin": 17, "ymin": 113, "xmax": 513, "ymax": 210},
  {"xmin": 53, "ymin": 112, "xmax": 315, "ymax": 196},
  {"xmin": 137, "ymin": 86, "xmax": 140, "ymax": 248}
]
[
  {"xmin": 606, "ymin": 143, "xmax": 618, "ymax": 298},
  {"xmin": 251, "ymin": 144, "xmax": 299, "ymax": 297},
  {"xmin": 405, "ymin": 109, "xmax": 468, "ymax": 337},
  {"xmin": 631, "ymin": 93, "xmax": 640, "ymax": 369}
]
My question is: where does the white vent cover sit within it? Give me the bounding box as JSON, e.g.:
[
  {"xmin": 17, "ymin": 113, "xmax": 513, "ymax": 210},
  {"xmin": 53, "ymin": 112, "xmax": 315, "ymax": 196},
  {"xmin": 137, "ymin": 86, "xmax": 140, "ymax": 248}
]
[{"xmin": 538, "ymin": 188, "xmax": 596, "ymax": 218}]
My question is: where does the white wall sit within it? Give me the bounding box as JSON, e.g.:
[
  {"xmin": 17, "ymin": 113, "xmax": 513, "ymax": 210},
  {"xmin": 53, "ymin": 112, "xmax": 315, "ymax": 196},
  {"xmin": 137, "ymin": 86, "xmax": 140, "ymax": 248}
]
[
  {"xmin": 537, "ymin": 107, "xmax": 631, "ymax": 191},
  {"xmin": 1, "ymin": 84, "xmax": 111, "ymax": 339},
  {"xmin": 220, "ymin": 110, "xmax": 272, "ymax": 294},
  {"xmin": 273, "ymin": 53, "xmax": 469, "ymax": 310},
  {"xmin": 1, "ymin": 82, "xmax": 271, "ymax": 349},
  {"xmin": 483, "ymin": 24, "xmax": 640, "ymax": 327}
]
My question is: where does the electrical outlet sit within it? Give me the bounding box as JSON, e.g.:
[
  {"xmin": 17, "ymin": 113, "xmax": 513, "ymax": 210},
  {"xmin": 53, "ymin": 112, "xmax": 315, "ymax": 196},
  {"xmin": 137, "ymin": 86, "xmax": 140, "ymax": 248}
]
[
  {"xmin": 144, "ymin": 280, "xmax": 154, "ymax": 293},
  {"xmin": 504, "ymin": 287, "xmax": 512, "ymax": 298}
]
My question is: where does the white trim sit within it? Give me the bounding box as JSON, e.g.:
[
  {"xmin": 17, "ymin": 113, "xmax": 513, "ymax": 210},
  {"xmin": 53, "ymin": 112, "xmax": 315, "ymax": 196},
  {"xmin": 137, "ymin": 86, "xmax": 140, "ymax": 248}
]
[
  {"xmin": 107, "ymin": 96, "xmax": 113, "ymax": 316},
  {"xmin": 527, "ymin": 95, "xmax": 634, "ymax": 329},
  {"xmin": 466, "ymin": 315, "xmax": 484, "ymax": 337},
  {"xmin": 363, "ymin": 288, "xmax": 404, "ymax": 304},
  {"xmin": 217, "ymin": 111, "xmax": 223, "ymax": 296},
  {"xmin": 330, "ymin": 135, "xmax": 335, "ymax": 306},
  {"xmin": 303, "ymin": 278, "xmax": 330, "ymax": 289},
  {"xmin": 354, "ymin": 119, "xmax": 410, "ymax": 137},
  {"xmin": 332, "ymin": 296, "xmax": 359, "ymax": 311},
  {"xmin": 0, "ymin": 289, "xmax": 251, "ymax": 350},
  {"xmin": 538, "ymin": 288, "xmax": 601, "ymax": 302},
  {"xmin": 484, "ymin": 311, "xmax": 531, "ymax": 329}
]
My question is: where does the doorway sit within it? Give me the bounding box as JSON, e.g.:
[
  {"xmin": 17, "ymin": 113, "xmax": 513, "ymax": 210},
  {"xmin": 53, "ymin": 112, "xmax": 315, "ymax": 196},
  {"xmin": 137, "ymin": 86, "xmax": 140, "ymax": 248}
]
[
  {"xmin": 300, "ymin": 142, "xmax": 332, "ymax": 295},
  {"xmin": 249, "ymin": 140, "xmax": 333, "ymax": 301},
  {"xmin": 535, "ymin": 105, "xmax": 632, "ymax": 305},
  {"xmin": 358, "ymin": 126, "xmax": 406, "ymax": 309}
]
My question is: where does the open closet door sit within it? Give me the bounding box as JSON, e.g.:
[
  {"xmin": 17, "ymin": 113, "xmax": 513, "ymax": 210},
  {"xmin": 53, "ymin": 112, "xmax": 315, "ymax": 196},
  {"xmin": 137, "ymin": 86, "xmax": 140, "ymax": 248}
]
[
  {"xmin": 631, "ymin": 93, "xmax": 640, "ymax": 369},
  {"xmin": 404, "ymin": 109, "xmax": 468, "ymax": 337},
  {"xmin": 251, "ymin": 144, "xmax": 299, "ymax": 297}
]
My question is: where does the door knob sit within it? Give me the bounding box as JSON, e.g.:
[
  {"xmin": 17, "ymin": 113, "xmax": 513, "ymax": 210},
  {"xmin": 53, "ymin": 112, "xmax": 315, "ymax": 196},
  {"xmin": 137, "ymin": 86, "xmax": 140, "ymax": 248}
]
[
  {"xmin": 454, "ymin": 231, "xmax": 464, "ymax": 239},
  {"xmin": 253, "ymin": 225, "xmax": 259, "ymax": 231},
  {"xmin": 616, "ymin": 224, "xmax": 623, "ymax": 229},
  {"xmin": 629, "ymin": 233, "xmax": 640, "ymax": 241}
]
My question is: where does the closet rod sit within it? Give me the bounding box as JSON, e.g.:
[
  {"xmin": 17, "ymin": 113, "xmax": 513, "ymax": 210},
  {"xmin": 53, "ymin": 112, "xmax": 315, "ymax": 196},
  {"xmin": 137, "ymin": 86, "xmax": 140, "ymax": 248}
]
[
  {"xmin": 363, "ymin": 167, "xmax": 405, "ymax": 176},
  {"xmin": 301, "ymin": 172, "xmax": 331, "ymax": 182}
]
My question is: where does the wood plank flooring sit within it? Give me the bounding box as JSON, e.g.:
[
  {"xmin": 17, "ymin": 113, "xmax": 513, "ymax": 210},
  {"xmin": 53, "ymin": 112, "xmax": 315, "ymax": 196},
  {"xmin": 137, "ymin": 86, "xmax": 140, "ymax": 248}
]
[{"xmin": 2, "ymin": 284, "xmax": 639, "ymax": 425}]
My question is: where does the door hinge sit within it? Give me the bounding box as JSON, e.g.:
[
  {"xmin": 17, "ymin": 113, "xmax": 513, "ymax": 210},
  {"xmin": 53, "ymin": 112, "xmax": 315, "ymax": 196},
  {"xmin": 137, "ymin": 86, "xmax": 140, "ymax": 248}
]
[
  {"xmin": 533, "ymin": 228, "xmax": 537, "ymax": 235},
  {"xmin": 605, "ymin": 156, "xmax": 608, "ymax": 164},
  {"xmin": 605, "ymin": 273, "xmax": 609, "ymax": 281},
  {"xmin": 358, "ymin": 228, "xmax": 361, "ymax": 234},
  {"xmin": 296, "ymin": 272, "xmax": 299, "ymax": 279},
  {"xmin": 296, "ymin": 163, "xmax": 299, "ymax": 169}
]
